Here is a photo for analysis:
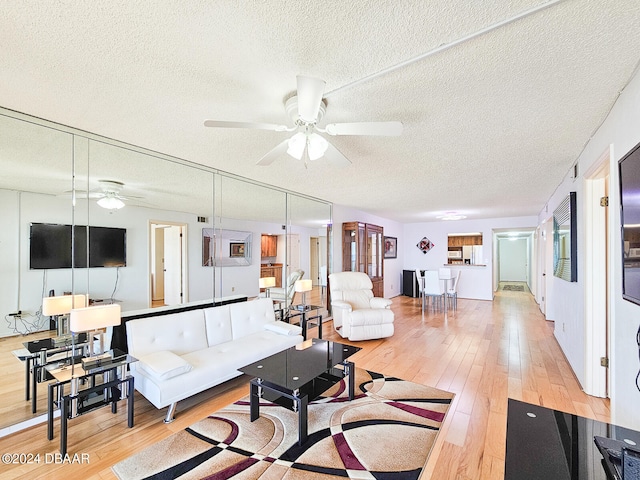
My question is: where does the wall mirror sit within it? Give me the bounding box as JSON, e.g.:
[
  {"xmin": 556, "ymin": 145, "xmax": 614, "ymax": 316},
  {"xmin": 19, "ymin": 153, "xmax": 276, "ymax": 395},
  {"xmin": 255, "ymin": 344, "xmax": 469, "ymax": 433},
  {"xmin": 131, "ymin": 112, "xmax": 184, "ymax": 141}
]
[
  {"xmin": 553, "ymin": 191, "xmax": 577, "ymax": 282},
  {"xmin": 0, "ymin": 106, "xmax": 331, "ymax": 431}
]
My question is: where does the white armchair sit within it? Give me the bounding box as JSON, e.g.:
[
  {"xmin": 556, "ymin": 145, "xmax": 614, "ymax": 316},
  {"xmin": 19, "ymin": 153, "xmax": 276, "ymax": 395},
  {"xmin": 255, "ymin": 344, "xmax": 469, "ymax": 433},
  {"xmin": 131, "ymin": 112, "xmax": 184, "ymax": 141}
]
[{"xmin": 329, "ymin": 272, "xmax": 394, "ymax": 341}]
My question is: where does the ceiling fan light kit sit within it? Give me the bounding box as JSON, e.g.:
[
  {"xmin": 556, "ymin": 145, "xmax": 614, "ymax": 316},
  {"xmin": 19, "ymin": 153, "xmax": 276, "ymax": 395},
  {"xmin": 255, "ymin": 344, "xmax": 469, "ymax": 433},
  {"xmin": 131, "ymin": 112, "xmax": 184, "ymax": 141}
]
[
  {"xmin": 204, "ymin": 74, "xmax": 403, "ymax": 167},
  {"xmin": 97, "ymin": 196, "xmax": 125, "ymax": 210}
]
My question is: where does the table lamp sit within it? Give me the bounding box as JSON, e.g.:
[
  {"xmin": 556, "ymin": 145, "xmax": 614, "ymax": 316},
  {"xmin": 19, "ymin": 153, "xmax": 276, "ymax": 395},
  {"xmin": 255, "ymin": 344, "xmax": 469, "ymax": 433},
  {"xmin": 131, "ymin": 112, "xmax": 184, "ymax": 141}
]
[
  {"xmin": 294, "ymin": 279, "xmax": 313, "ymax": 307},
  {"xmin": 42, "ymin": 294, "xmax": 88, "ymax": 336},
  {"xmin": 259, "ymin": 276, "xmax": 276, "ymax": 298},
  {"xmin": 70, "ymin": 304, "xmax": 121, "ymax": 368}
]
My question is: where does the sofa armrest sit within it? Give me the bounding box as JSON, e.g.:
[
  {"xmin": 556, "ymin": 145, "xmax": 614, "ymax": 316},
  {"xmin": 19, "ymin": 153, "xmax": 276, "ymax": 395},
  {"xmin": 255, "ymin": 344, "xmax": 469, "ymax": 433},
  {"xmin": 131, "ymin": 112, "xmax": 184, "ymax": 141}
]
[
  {"xmin": 370, "ymin": 297, "xmax": 392, "ymax": 309},
  {"xmin": 264, "ymin": 321, "xmax": 302, "ymax": 336},
  {"xmin": 331, "ymin": 300, "xmax": 353, "ymax": 312}
]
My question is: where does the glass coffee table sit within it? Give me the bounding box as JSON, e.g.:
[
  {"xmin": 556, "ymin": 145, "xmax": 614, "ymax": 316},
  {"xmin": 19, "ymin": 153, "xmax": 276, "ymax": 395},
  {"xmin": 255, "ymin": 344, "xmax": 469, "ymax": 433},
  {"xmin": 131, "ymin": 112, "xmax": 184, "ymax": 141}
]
[{"xmin": 239, "ymin": 339, "xmax": 361, "ymax": 445}]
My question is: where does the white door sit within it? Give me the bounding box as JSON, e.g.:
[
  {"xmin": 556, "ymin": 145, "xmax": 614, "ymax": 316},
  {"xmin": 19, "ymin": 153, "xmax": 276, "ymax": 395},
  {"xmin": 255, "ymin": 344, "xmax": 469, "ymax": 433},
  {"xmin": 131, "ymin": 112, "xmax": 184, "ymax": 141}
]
[
  {"xmin": 153, "ymin": 227, "xmax": 165, "ymax": 301},
  {"xmin": 537, "ymin": 221, "xmax": 549, "ymax": 315},
  {"xmin": 164, "ymin": 225, "xmax": 183, "ymax": 306}
]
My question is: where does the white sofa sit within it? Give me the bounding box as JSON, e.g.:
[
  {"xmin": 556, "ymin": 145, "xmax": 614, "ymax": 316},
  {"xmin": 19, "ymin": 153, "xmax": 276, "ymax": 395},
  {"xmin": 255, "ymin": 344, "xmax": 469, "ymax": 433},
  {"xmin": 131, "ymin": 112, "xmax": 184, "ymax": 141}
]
[{"xmin": 126, "ymin": 298, "xmax": 303, "ymax": 422}]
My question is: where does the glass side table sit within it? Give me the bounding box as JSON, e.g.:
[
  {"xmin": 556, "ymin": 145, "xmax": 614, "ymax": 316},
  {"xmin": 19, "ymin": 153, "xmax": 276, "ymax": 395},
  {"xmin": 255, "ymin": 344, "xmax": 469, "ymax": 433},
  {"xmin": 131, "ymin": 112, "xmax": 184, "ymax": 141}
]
[
  {"xmin": 22, "ymin": 332, "xmax": 91, "ymax": 413},
  {"xmin": 288, "ymin": 304, "xmax": 323, "ymax": 340},
  {"xmin": 46, "ymin": 349, "xmax": 137, "ymax": 456}
]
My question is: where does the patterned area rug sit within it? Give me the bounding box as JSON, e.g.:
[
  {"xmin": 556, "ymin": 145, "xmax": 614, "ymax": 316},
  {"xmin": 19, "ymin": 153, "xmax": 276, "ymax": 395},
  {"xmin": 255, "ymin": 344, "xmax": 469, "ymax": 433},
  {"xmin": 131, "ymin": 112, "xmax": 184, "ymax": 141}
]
[
  {"xmin": 503, "ymin": 284, "xmax": 525, "ymax": 291},
  {"xmin": 112, "ymin": 368, "xmax": 454, "ymax": 479}
]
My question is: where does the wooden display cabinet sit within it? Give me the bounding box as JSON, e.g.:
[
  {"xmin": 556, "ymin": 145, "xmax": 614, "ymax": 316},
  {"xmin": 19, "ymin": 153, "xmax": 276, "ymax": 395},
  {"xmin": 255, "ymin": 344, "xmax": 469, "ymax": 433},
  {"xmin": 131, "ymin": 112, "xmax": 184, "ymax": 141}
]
[{"xmin": 342, "ymin": 222, "xmax": 384, "ymax": 297}]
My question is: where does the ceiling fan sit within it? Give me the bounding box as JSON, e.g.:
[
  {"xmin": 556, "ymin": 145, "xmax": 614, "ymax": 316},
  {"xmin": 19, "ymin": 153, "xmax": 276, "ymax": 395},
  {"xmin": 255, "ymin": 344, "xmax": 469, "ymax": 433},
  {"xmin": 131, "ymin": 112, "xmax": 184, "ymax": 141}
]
[
  {"xmin": 204, "ymin": 75, "xmax": 403, "ymax": 167},
  {"xmin": 72, "ymin": 180, "xmax": 143, "ymax": 210}
]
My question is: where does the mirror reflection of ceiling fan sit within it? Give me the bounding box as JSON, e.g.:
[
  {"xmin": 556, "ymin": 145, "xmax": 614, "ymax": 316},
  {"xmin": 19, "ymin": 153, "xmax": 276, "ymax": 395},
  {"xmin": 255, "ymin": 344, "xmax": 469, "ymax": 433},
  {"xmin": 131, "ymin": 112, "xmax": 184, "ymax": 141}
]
[
  {"xmin": 204, "ymin": 75, "xmax": 403, "ymax": 167},
  {"xmin": 73, "ymin": 180, "xmax": 144, "ymax": 210}
]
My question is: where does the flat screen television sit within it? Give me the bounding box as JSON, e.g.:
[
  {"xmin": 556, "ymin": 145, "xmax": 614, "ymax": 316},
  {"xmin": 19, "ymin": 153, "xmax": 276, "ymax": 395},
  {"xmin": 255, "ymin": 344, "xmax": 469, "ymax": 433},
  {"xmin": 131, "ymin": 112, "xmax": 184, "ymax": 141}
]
[
  {"xmin": 619, "ymin": 140, "xmax": 640, "ymax": 305},
  {"xmin": 29, "ymin": 223, "xmax": 126, "ymax": 269}
]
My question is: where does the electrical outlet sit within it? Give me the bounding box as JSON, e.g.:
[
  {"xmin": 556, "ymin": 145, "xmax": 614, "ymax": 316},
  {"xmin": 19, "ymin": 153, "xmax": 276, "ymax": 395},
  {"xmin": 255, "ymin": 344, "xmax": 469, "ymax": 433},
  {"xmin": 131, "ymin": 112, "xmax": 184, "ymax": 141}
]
[{"xmin": 231, "ymin": 287, "xmax": 235, "ymax": 292}]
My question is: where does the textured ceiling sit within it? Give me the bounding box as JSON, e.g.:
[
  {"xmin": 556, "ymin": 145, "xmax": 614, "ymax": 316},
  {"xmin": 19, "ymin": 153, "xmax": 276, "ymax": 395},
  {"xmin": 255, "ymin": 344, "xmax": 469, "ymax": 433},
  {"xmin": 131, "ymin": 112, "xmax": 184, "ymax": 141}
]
[{"xmin": 1, "ymin": 0, "xmax": 640, "ymax": 223}]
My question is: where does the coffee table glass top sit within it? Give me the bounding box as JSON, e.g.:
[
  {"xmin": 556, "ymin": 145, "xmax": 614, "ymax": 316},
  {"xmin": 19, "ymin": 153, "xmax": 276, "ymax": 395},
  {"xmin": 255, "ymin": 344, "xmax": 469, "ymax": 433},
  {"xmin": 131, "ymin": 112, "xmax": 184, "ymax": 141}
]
[{"xmin": 239, "ymin": 339, "xmax": 360, "ymax": 391}]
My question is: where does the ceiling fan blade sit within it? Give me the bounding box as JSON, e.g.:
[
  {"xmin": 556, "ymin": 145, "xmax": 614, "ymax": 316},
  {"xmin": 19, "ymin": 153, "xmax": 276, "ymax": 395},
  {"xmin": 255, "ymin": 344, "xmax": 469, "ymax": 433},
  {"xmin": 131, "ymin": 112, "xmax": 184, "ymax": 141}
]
[
  {"xmin": 296, "ymin": 75, "xmax": 326, "ymax": 122},
  {"xmin": 204, "ymin": 120, "xmax": 289, "ymax": 132},
  {"xmin": 324, "ymin": 141, "xmax": 352, "ymax": 167},
  {"xmin": 256, "ymin": 138, "xmax": 290, "ymax": 166},
  {"xmin": 325, "ymin": 121, "xmax": 403, "ymax": 136}
]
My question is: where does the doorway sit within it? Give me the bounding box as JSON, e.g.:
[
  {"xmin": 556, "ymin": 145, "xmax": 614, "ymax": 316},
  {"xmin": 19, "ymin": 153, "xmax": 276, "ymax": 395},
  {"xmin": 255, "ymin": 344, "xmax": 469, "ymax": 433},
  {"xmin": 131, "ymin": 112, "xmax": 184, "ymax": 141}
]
[
  {"xmin": 493, "ymin": 228, "xmax": 536, "ymax": 294},
  {"xmin": 149, "ymin": 221, "xmax": 188, "ymax": 308}
]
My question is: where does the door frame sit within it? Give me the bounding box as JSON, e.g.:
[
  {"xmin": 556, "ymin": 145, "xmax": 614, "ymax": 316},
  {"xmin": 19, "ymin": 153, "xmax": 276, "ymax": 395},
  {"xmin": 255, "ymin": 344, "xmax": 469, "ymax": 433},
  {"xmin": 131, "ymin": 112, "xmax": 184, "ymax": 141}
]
[
  {"xmin": 148, "ymin": 220, "xmax": 188, "ymax": 308},
  {"xmin": 582, "ymin": 145, "xmax": 612, "ymax": 398}
]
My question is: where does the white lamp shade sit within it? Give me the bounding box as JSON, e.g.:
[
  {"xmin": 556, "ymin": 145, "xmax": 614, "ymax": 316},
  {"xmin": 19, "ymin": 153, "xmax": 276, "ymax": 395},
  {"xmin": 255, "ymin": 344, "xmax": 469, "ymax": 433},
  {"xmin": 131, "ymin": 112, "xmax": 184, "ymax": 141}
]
[
  {"xmin": 286, "ymin": 132, "xmax": 306, "ymax": 160},
  {"xmin": 70, "ymin": 304, "xmax": 121, "ymax": 332},
  {"xmin": 307, "ymin": 133, "xmax": 328, "ymax": 160},
  {"xmin": 259, "ymin": 276, "xmax": 276, "ymax": 288},
  {"xmin": 42, "ymin": 294, "xmax": 88, "ymax": 316},
  {"xmin": 294, "ymin": 279, "xmax": 313, "ymax": 293},
  {"xmin": 97, "ymin": 196, "xmax": 125, "ymax": 210}
]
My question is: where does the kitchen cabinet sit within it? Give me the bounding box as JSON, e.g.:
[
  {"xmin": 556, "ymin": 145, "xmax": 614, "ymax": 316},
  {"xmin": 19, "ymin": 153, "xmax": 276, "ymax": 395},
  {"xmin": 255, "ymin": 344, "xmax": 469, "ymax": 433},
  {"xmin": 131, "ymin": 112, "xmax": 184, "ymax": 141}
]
[
  {"xmin": 261, "ymin": 235, "xmax": 277, "ymax": 257},
  {"xmin": 342, "ymin": 222, "xmax": 384, "ymax": 297},
  {"xmin": 260, "ymin": 264, "xmax": 282, "ymax": 288},
  {"xmin": 448, "ymin": 234, "xmax": 482, "ymax": 247}
]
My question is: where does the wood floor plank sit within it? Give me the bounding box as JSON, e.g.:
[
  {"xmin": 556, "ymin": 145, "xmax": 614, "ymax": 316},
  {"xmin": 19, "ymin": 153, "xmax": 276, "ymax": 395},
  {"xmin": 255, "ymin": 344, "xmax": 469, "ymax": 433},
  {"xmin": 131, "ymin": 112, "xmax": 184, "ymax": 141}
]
[{"xmin": 0, "ymin": 284, "xmax": 612, "ymax": 479}]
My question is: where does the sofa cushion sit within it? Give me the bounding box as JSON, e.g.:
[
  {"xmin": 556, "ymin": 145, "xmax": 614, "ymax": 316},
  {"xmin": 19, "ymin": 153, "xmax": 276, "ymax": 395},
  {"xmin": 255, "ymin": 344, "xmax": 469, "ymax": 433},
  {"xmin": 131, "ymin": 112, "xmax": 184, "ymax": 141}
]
[
  {"xmin": 230, "ymin": 298, "xmax": 276, "ymax": 340},
  {"xmin": 126, "ymin": 309, "xmax": 208, "ymax": 358},
  {"xmin": 203, "ymin": 305, "xmax": 233, "ymax": 347},
  {"xmin": 137, "ymin": 350, "xmax": 192, "ymax": 381}
]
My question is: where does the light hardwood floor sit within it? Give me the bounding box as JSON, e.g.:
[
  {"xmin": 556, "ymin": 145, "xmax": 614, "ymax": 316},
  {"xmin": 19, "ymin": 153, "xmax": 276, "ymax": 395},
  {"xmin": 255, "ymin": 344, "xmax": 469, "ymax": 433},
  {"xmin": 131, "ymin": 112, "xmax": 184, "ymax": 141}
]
[{"xmin": 0, "ymin": 285, "xmax": 609, "ymax": 479}]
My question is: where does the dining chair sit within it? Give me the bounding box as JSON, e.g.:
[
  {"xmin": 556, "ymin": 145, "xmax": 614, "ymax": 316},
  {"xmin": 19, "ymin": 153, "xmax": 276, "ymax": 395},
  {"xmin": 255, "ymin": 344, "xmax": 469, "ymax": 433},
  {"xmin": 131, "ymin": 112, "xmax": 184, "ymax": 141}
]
[
  {"xmin": 422, "ymin": 270, "xmax": 445, "ymax": 312},
  {"xmin": 414, "ymin": 269, "xmax": 424, "ymax": 302},
  {"xmin": 447, "ymin": 270, "xmax": 461, "ymax": 310},
  {"xmin": 438, "ymin": 267, "xmax": 453, "ymax": 310}
]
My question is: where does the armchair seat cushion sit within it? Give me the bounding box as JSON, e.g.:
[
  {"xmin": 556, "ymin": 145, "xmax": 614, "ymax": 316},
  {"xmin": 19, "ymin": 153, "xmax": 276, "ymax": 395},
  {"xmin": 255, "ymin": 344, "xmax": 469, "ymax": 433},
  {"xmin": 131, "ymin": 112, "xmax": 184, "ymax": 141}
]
[{"xmin": 349, "ymin": 308, "xmax": 394, "ymax": 326}]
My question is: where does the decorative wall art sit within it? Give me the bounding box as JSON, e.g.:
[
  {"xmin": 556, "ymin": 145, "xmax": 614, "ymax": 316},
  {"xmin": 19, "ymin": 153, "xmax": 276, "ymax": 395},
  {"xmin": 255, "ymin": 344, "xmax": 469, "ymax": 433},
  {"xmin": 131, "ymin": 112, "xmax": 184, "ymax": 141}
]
[
  {"xmin": 384, "ymin": 236, "xmax": 397, "ymax": 259},
  {"xmin": 417, "ymin": 237, "xmax": 435, "ymax": 254}
]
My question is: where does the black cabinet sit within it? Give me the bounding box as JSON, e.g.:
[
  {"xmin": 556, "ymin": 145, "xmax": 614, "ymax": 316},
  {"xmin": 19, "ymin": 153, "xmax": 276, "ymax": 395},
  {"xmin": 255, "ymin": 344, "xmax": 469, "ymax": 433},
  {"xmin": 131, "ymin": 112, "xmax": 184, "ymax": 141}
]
[{"xmin": 403, "ymin": 270, "xmax": 423, "ymax": 297}]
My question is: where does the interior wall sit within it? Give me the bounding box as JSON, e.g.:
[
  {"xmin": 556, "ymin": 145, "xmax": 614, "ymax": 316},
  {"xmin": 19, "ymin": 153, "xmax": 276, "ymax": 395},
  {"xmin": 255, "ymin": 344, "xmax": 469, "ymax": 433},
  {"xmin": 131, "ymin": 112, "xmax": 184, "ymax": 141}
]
[
  {"xmin": 539, "ymin": 67, "xmax": 640, "ymax": 429},
  {"xmin": 0, "ymin": 190, "xmax": 309, "ymax": 337},
  {"xmin": 498, "ymin": 238, "xmax": 528, "ymax": 282},
  {"xmin": 403, "ymin": 216, "xmax": 537, "ymax": 301}
]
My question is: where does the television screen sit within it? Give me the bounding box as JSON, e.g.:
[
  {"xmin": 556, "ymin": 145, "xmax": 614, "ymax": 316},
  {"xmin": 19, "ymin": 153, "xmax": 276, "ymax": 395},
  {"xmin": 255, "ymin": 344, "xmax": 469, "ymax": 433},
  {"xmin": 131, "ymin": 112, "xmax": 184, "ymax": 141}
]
[
  {"xmin": 29, "ymin": 223, "xmax": 126, "ymax": 269},
  {"xmin": 29, "ymin": 223, "xmax": 73, "ymax": 269},
  {"xmin": 619, "ymin": 140, "xmax": 640, "ymax": 305}
]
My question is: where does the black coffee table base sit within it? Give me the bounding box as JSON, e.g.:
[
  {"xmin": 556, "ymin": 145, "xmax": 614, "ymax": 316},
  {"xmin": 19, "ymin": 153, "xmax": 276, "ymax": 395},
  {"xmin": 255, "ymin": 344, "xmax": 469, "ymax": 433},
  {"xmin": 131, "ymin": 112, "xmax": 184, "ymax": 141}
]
[{"xmin": 249, "ymin": 360, "xmax": 355, "ymax": 446}]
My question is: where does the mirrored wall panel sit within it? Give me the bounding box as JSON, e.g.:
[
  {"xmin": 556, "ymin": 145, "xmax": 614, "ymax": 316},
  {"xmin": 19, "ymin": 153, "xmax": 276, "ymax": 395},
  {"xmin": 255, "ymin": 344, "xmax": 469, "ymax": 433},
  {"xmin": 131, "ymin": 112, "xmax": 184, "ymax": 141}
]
[{"xmin": 0, "ymin": 107, "xmax": 331, "ymax": 431}]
